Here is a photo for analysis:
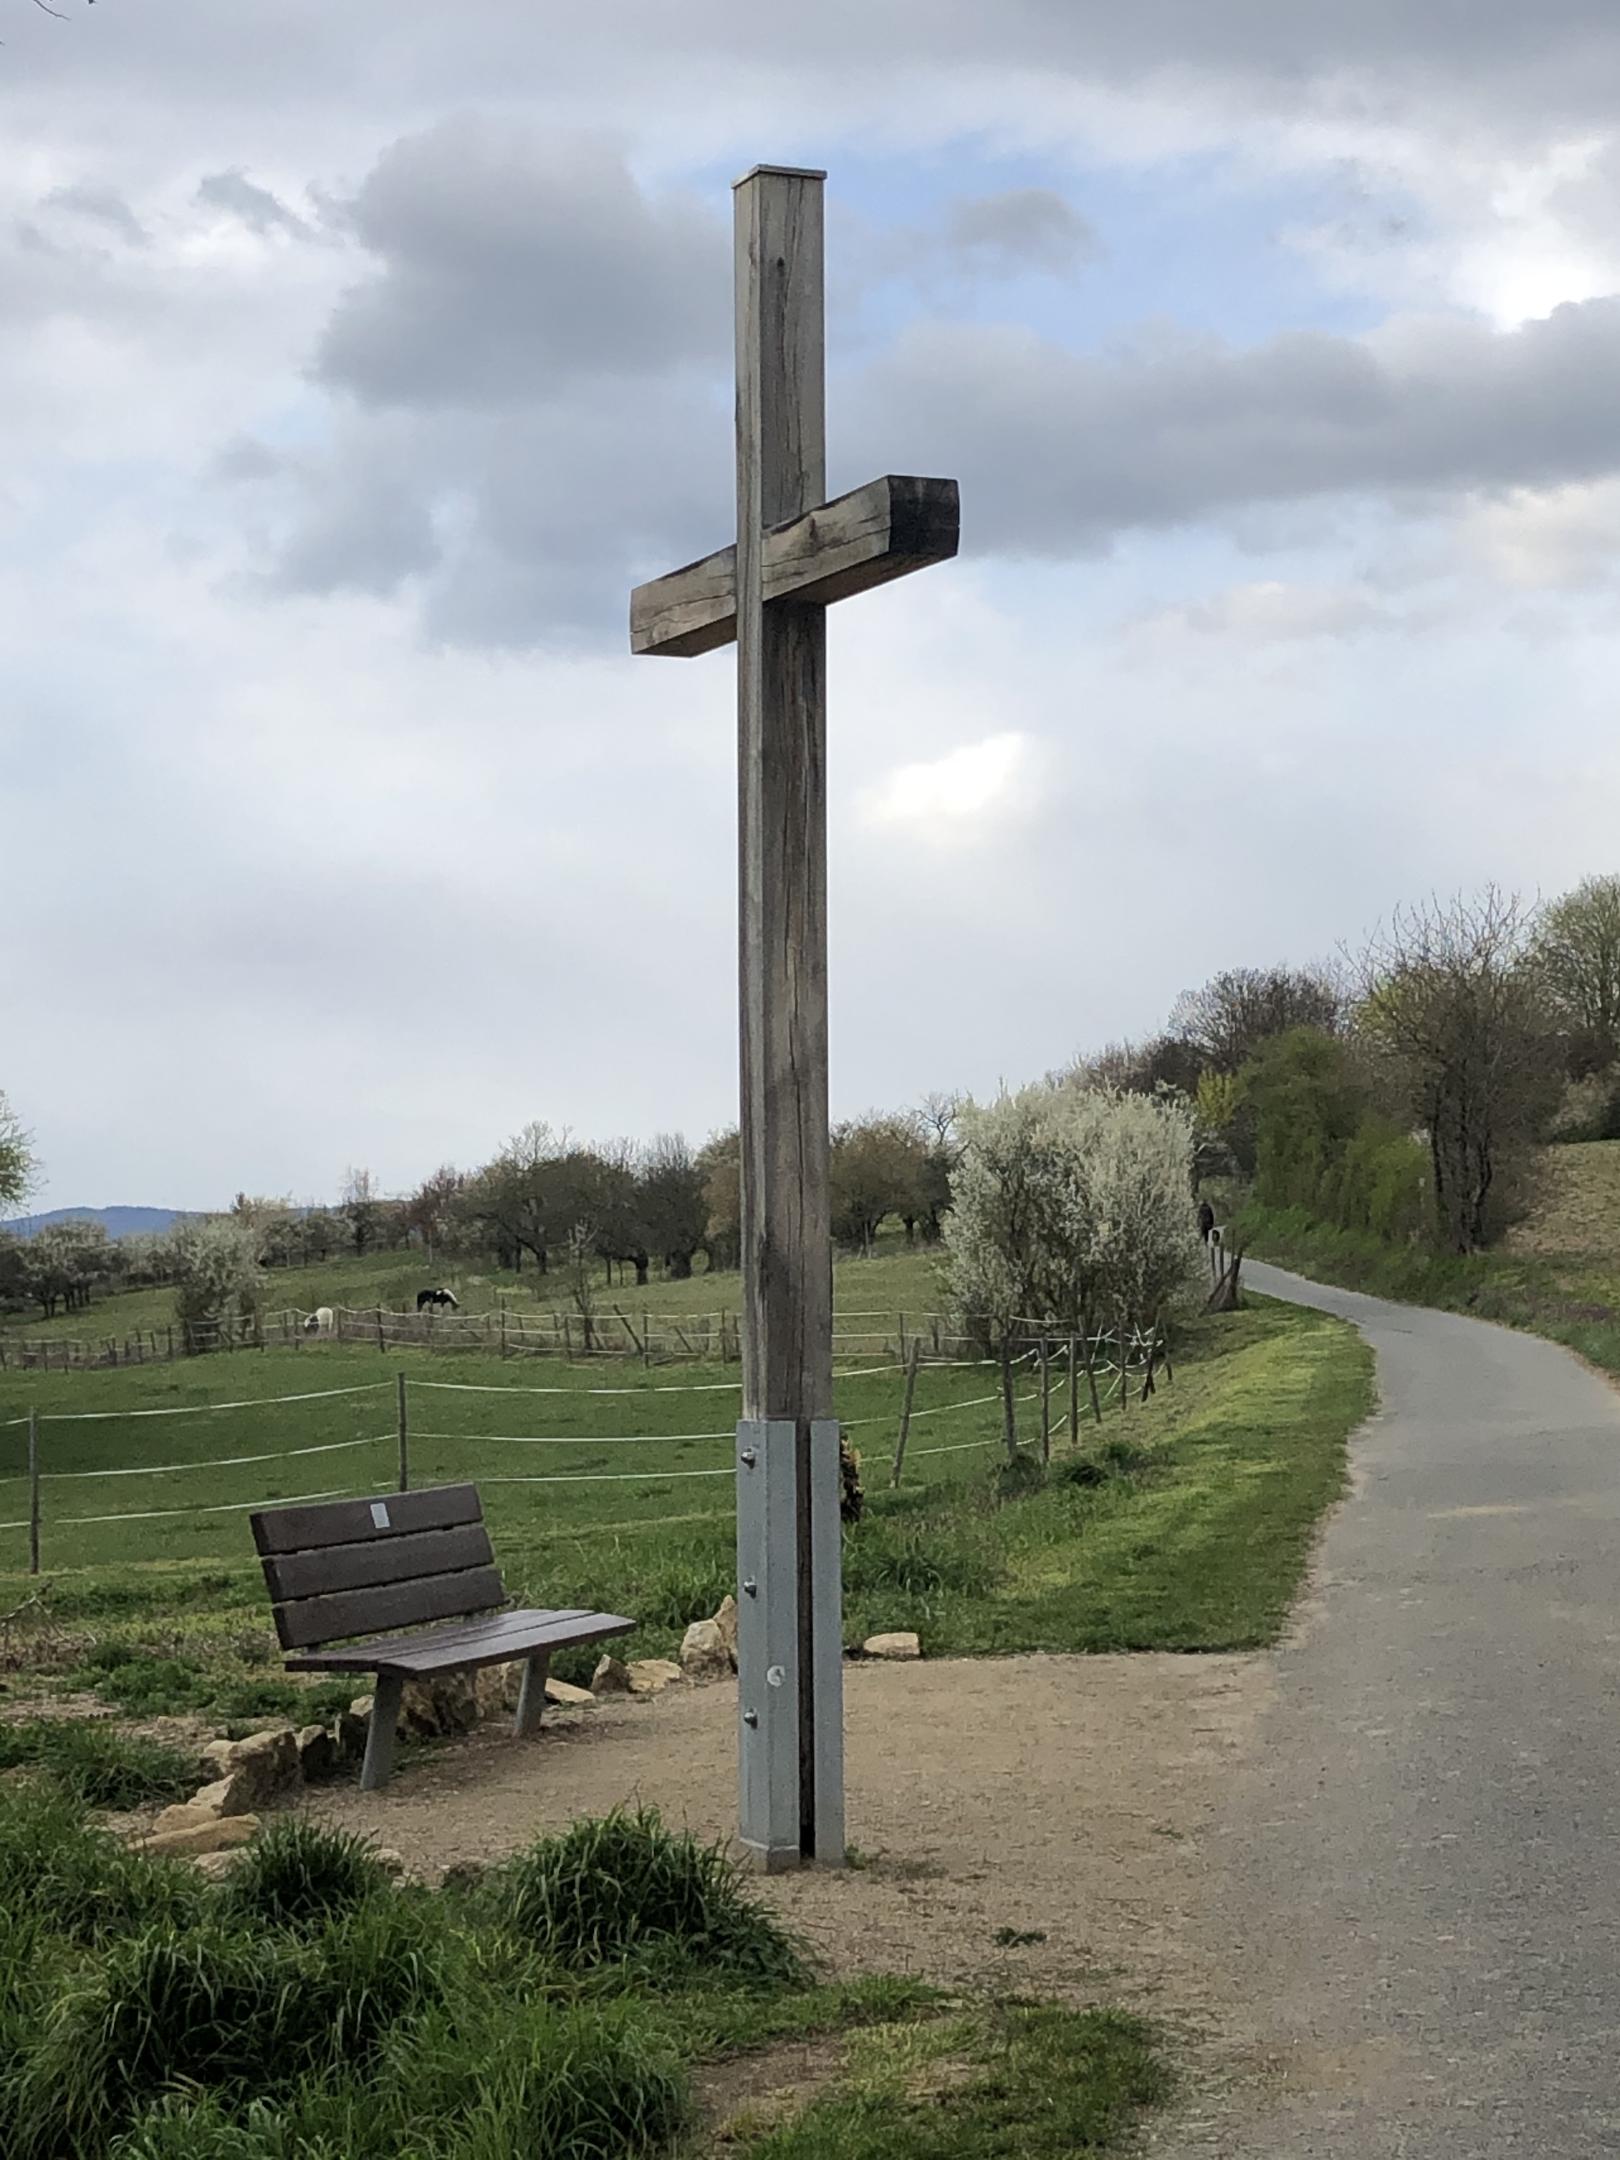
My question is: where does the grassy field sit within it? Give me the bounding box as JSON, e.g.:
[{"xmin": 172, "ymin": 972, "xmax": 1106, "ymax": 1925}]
[
  {"xmin": 0, "ymin": 1237, "xmax": 951, "ymax": 1349},
  {"xmin": 0, "ymin": 1297, "xmax": 1373, "ymax": 1728}
]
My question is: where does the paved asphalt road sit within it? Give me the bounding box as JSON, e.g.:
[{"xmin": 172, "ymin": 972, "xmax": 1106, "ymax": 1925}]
[{"xmin": 1159, "ymin": 1260, "xmax": 1620, "ymax": 2156}]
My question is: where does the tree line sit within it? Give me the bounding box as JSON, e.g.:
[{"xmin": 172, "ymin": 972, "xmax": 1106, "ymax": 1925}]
[{"xmin": 1077, "ymin": 874, "xmax": 1620, "ymax": 1255}]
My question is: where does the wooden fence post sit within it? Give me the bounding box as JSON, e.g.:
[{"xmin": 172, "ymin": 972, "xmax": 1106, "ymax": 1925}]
[
  {"xmin": 375, "ymin": 1308, "xmax": 386, "ymax": 1355},
  {"xmin": 1068, "ymin": 1333, "xmax": 1080, "ymax": 1449},
  {"xmin": 500, "ymin": 1302, "xmax": 509, "ymax": 1359},
  {"xmin": 27, "ymin": 1408, "xmax": 40, "ymax": 1576},
  {"xmin": 1039, "ymin": 1337, "xmax": 1052, "ymax": 1463},
  {"xmin": 1118, "ymin": 1311, "xmax": 1129, "ymax": 1414},
  {"xmin": 397, "ymin": 1372, "xmax": 410, "ymax": 1493},
  {"xmin": 999, "ymin": 1343, "xmax": 1018, "ymax": 1459},
  {"xmin": 890, "ymin": 1339, "xmax": 922, "ymax": 1488}
]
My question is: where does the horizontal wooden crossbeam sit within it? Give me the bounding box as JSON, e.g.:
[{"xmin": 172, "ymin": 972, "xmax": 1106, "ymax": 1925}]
[{"xmin": 630, "ymin": 473, "xmax": 960, "ymax": 658}]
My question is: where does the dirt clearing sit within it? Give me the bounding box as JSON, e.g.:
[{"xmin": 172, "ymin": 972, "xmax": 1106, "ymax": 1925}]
[{"xmin": 305, "ymin": 1653, "xmax": 1269, "ymax": 2013}]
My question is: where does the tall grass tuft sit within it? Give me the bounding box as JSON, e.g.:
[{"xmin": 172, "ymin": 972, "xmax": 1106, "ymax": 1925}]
[
  {"xmin": 220, "ymin": 1816, "xmax": 391, "ymax": 1932},
  {"xmin": 0, "ymin": 1718, "xmax": 197, "ymax": 1809},
  {"xmin": 497, "ymin": 1807, "xmax": 806, "ymax": 1984},
  {"xmin": 0, "ymin": 1783, "xmax": 203, "ymax": 1946}
]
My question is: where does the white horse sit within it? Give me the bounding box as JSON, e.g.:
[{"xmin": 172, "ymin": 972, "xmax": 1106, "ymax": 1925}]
[{"xmin": 302, "ymin": 1306, "xmax": 336, "ymax": 1338}]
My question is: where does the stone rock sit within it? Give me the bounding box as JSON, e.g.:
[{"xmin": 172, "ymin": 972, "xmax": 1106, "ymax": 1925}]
[
  {"xmin": 138, "ymin": 1812, "xmax": 260, "ymax": 1859},
  {"xmin": 296, "ymin": 1724, "xmax": 339, "ymax": 1783},
  {"xmin": 402, "ymin": 1673, "xmax": 478, "ymax": 1739},
  {"xmin": 712, "ymin": 1594, "xmax": 739, "ymax": 1668},
  {"xmin": 198, "ymin": 1729, "xmax": 299, "ymax": 1807},
  {"xmin": 337, "ymin": 1701, "xmax": 372, "ymax": 1763},
  {"xmin": 194, "ymin": 1848, "xmax": 247, "ymax": 1883},
  {"xmin": 150, "ymin": 1800, "xmax": 216, "ymax": 1838},
  {"xmin": 627, "ymin": 1657, "xmax": 684, "ymax": 1698},
  {"xmin": 862, "ymin": 1632, "xmax": 921, "ymax": 1661},
  {"xmin": 679, "ymin": 1619, "xmax": 732, "ymax": 1682},
  {"xmin": 374, "ymin": 1847, "xmax": 405, "ymax": 1877},
  {"xmin": 546, "ymin": 1677, "xmax": 595, "ymax": 1709},
  {"xmin": 475, "ymin": 1663, "xmax": 522, "ymax": 1717},
  {"xmin": 189, "ymin": 1777, "xmax": 239, "ymax": 1819},
  {"xmin": 592, "ymin": 1655, "xmax": 632, "ymax": 1695}
]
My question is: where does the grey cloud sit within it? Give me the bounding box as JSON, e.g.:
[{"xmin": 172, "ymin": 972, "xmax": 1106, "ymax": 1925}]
[
  {"xmin": 943, "ymin": 189, "xmax": 1099, "ymax": 276},
  {"xmin": 41, "ymin": 182, "xmax": 147, "ymax": 248},
  {"xmin": 315, "ymin": 121, "xmax": 727, "ymax": 410},
  {"xmin": 844, "ymin": 300, "xmax": 1620, "ymax": 557},
  {"xmin": 196, "ymin": 168, "xmax": 312, "ymax": 239},
  {"xmin": 270, "ymin": 464, "xmax": 441, "ymax": 599}
]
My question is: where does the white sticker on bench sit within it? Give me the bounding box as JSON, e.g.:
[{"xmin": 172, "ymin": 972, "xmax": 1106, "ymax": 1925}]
[{"xmin": 370, "ymin": 1502, "xmax": 391, "ymax": 1529}]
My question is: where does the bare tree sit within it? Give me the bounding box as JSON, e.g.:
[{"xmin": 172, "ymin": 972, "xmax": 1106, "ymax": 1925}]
[
  {"xmin": 639, "ymin": 1133, "xmax": 708, "ymax": 1278},
  {"xmin": 1171, "ymin": 965, "xmax": 1343, "ymax": 1074},
  {"xmin": 1355, "ymin": 889, "xmax": 1560, "ymax": 1252},
  {"xmin": 341, "ymin": 1166, "xmax": 384, "ymax": 1256},
  {"xmin": 1531, "ymin": 874, "xmax": 1620, "ymax": 1069}
]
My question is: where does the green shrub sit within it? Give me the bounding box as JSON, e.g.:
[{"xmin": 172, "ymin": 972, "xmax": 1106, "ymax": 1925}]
[
  {"xmin": 497, "ymin": 1807, "xmax": 805, "ymax": 1984},
  {"xmin": 0, "ymin": 1718, "xmax": 197, "ymax": 1809}
]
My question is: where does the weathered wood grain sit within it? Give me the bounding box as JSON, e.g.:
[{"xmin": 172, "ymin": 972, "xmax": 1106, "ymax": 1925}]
[{"xmin": 629, "ymin": 473, "xmax": 960, "ymax": 656}]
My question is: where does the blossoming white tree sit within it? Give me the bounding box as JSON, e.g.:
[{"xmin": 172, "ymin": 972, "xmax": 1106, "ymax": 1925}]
[{"xmin": 945, "ymin": 1084, "xmax": 1201, "ymax": 1449}]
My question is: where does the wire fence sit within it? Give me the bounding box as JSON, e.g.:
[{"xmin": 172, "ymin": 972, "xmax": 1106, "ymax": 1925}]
[
  {"xmin": 0, "ymin": 1325, "xmax": 1173, "ymax": 1572},
  {"xmin": 0, "ymin": 1298, "xmax": 1073, "ymax": 1376}
]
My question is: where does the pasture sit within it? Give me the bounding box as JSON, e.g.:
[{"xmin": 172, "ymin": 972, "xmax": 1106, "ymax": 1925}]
[{"xmin": 0, "ymin": 1301, "xmax": 1372, "ymax": 1728}]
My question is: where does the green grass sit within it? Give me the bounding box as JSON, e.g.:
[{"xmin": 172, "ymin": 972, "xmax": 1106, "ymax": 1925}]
[
  {"xmin": 0, "ymin": 1298, "xmax": 1371, "ymax": 1722},
  {"xmin": 0, "ymin": 1719, "xmax": 197, "ymax": 1809},
  {"xmin": 0, "ymin": 1796, "xmax": 1171, "ymax": 2159},
  {"xmin": 722, "ymin": 2002, "xmax": 1169, "ymax": 2158}
]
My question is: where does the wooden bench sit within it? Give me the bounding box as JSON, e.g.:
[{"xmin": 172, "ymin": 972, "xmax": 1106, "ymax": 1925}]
[{"xmin": 250, "ymin": 1483, "xmax": 634, "ymax": 1790}]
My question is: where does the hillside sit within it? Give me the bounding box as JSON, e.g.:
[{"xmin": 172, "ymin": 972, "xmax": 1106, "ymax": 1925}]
[{"xmin": 2, "ymin": 1205, "xmax": 185, "ymax": 1241}]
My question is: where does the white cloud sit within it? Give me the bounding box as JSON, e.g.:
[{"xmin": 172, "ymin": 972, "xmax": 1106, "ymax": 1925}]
[{"xmin": 858, "ymin": 733, "xmax": 1036, "ymax": 841}]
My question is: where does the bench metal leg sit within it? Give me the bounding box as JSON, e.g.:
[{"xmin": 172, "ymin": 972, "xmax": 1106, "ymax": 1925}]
[
  {"xmin": 361, "ymin": 1672, "xmax": 404, "ymax": 1791},
  {"xmin": 514, "ymin": 1653, "xmax": 550, "ymax": 1739}
]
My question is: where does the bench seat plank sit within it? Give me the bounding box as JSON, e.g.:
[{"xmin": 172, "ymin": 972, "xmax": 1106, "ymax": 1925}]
[
  {"xmin": 284, "ymin": 1607, "xmax": 634, "ymax": 1677},
  {"xmin": 253, "ymin": 1483, "xmax": 481, "ymax": 1554}
]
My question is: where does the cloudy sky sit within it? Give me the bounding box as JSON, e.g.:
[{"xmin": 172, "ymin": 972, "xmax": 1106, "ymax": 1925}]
[{"xmin": 7, "ymin": 2, "xmax": 1620, "ymax": 1210}]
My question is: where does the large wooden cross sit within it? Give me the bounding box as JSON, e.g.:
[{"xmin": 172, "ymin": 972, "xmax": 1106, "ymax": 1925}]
[{"xmin": 630, "ymin": 165, "xmax": 958, "ymax": 1869}]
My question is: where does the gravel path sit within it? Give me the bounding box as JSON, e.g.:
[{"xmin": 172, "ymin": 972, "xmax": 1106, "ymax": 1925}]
[{"xmin": 1149, "ymin": 1261, "xmax": 1620, "ymax": 2156}]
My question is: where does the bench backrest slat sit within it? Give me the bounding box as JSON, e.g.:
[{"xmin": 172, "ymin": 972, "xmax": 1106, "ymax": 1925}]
[
  {"xmin": 251, "ymin": 1484, "xmax": 482, "ymax": 1555},
  {"xmin": 249, "ymin": 1485, "xmax": 507, "ymax": 1653},
  {"xmin": 261, "ymin": 1523, "xmax": 494, "ymax": 1605},
  {"xmin": 271, "ymin": 1566, "xmax": 509, "ymax": 1651}
]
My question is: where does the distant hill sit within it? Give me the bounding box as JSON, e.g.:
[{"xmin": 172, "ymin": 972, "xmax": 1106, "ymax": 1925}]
[{"xmin": 2, "ymin": 1206, "xmax": 186, "ymax": 1242}]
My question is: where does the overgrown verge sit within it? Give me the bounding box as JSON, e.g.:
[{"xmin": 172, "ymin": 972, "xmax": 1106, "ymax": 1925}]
[
  {"xmin": 1239, "ymin": 1201, "xmax": 1620, "ymax": 1381},
  {"xmin": 0, "ymin": 1795, "xmax": 1169, "ymax": 2159}
]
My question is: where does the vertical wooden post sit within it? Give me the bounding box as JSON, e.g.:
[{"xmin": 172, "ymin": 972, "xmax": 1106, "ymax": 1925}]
[
  {"xmin": 890, "ymin": 1338, "xmax": 922, "ymax": 1488},
  {"xmin": 734, "ymin": 165, "xmax": 840, "ymax": 1872},
  {"xmin": 999, "ymin": 1343, "xmax": 1018, "ymax": 1458},
  {"xmin": 500, "ymin": 1302, "xmax": 509, "ymax": 1359},
  {"xmin": 166, "ymin": 1325, "xmax": 174, "ymax": 1361},
  {"xmin": 1068, "ymin": 1333, "xmax": 1080, "ymax": 1449},
  {"xmin": 561, "ymin": 1313, "xmax": 572, "ymax": 1360},
  {"xmin": 27, "ymin": 1408, "xmax": 40, "ymax": 1575},
  {"xmin": 375, "ymin": 1308, "xmax": 385, "ymax": 1355},
  {"xmin": 897, "ymin": 1310, "xmax": 907, "ymax": 1362},
  {"xmin": 1118, "ymin": 1310, "xmax": 1130, "ymax": 1414},
  {"xmin": 396, "ymin": 1372, "xmax": 409, "ymax": 1493},
  {"xmin": 1039, "ymin": 1337, "xmax": 1052, "ymax": 1464}
]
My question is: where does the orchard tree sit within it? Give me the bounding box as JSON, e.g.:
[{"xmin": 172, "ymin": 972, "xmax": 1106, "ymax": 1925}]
[
  {"xmin": 698, "ymin": 1129, "xmax": 741, "ymax": 1272},
  {"xmin": 404, "ymin": 1165, "xmax": 464, "ymax": 1259},
  {"xmin": 341, "ymin": 1166, "xmax": 383, "ymax": 1256},
  {"xmin": 639, "ymin": 1133, "xmax": 708, "ymax": 1278},
  {"xmin": 829, "ymin": 1114, "xmax": 930, "ymax": 1255}
]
